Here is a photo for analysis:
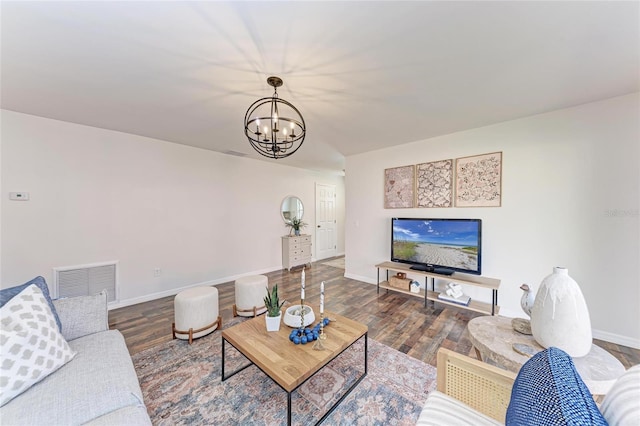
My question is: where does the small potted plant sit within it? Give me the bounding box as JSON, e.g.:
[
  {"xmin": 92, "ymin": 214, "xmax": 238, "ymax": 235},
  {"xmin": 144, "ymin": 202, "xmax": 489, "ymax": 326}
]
[
  {"xmin": 287, "ymin": 217, "xmax": 308, "ymax": 236},
  {"xmin": 264, "ymin": 284, "xmax": 285, "ymax": 332}
]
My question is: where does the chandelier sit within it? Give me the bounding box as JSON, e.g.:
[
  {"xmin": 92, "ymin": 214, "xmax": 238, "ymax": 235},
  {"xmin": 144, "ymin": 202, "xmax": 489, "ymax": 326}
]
[{"xmin": 244, "ymin": 76, "xmax": 306, "ymax": 159}]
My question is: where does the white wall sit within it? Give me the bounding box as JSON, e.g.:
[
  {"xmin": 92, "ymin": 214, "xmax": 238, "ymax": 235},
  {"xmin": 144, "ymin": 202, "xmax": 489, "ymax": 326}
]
[
  {"xmin": 1, "ymin": 110, "xmax": 345, "ymax": 307},
  {"xmin": 345, "ymin": 93, "xmax": 640, "ymax": 348}
]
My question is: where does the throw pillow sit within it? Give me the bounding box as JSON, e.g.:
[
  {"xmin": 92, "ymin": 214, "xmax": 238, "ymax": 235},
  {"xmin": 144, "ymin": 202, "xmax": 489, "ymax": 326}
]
[
  {"xmin": 506, "ymin": 347, "xmax": 607, "ymax": 426},
  {"xmin": 0, "ymin": 284, "xmax": 76, "ymax": 407},
  {"xmin": 0, "ymin": 276, "xmax": 62, "ymax": 332},
  {"xmin": 53, "ymin": 290, "xmax": 108, "ymax": 341}
]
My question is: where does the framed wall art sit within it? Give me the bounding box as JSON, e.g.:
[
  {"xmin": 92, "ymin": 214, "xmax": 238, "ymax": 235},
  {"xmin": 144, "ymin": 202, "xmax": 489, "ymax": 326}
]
[
  {"xmin": 455, "ymin": 152, "xmax": 502, "ymax": 207},
  {"xmin": 384, "ymin": 165, "xmax": 415, "ymax": 208},
  {"xmin": 416, "ymin": 159, "xmax": 453, "ymax": 208}
]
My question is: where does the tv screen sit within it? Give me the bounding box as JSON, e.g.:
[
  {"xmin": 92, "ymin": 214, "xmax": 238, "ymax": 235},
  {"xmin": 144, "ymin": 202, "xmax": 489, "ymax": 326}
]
[{"xmin": 391, "ymin": 218, "xmax": 482, "ymax": 275}]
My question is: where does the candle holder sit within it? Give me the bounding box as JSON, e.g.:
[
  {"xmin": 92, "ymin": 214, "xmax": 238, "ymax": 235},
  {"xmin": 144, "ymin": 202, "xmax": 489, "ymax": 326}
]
[
  {"xmin": 312, "ymin": 313, "xmax": 327, "ymax": 350},
  {"xmin": 299, "ymin": 298, "xmax": 305, "ymax": 329}
]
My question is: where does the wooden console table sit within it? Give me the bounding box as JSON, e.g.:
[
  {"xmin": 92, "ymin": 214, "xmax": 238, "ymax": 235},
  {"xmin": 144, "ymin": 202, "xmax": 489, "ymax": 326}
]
[{"xmin": 375, "ymin": 261, "xmax": 500, "ymax": 316}]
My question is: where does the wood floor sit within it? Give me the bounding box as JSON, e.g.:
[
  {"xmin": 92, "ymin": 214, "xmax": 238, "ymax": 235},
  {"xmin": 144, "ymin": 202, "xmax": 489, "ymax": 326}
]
[{"xmin": 109, "ymin": 258, "xmax": 640, "ymax": 369}]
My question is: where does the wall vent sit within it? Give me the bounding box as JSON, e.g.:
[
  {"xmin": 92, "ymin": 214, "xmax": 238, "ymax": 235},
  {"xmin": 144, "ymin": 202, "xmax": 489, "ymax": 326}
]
[
  {"xmin": 53, "ymin": 261, "xmax": 118, "ymax": 303},
  {"xmin": 222, "ymin": 150, "xmax": 248, "ymax": 157}
]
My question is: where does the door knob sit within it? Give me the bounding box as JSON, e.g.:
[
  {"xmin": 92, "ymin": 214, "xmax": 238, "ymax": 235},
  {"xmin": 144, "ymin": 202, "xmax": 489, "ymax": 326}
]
[{"xmin": 317, "ymin": 225, "xmax": 321, "ymax": 228}]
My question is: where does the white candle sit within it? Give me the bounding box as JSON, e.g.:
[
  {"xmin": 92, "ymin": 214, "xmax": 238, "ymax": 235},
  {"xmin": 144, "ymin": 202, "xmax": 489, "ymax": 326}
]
[
  {"xmin": 301, "ymin": 267, "xmax": 305, "ymax": 301},
  {"xmin": 320, "ymin": 281, "xmax": 325, "ymax": 314}
]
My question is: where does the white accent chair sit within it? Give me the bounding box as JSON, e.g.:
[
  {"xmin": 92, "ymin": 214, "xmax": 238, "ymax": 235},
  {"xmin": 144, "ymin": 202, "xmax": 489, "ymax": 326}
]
[{"xmin": 417, "ymin": 347, "xmax": 640, "ymax": 426}]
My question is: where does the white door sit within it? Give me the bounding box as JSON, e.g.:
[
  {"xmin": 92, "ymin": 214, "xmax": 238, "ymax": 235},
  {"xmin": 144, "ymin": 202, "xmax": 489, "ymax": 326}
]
[{"xmin": 315, "ymin": 183, "xmax": 337, "ymax": 260}]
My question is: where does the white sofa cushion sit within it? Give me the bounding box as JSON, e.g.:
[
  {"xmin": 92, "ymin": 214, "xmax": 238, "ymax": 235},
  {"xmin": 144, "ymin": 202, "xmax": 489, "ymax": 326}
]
[
  {"xmin": 417, "ymin": 390, "xmax": 502, "ymax": 426},
  {"xmin": 600, "ymin": 364, "xmax": 640, "ymax": 426},
  {"xmin": 1, "ymin": 330, "xmax": 146, "ymax": 425},
  {"xmin": 85, "ymin": 405, "xmax": 152, "ymax": 426}
]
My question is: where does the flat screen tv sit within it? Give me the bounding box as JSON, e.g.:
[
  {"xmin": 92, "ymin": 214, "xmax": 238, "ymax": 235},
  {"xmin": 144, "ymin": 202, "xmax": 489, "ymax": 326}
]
[{"xmin": 391, "ymin": 218, "xmax": 482, "ymax": 275}]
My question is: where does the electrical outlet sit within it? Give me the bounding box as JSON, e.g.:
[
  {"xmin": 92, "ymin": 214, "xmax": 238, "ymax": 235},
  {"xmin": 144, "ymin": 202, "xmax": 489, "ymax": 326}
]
[{"xmin": 154, "ymin": 268, "xmax": 162, "ymax": 277}]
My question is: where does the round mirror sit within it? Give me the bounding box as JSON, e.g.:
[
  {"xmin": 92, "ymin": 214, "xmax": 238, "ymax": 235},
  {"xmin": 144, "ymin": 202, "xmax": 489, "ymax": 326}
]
[{"xmin": 281, "ymin": 196, "xmax": 304, "ymax": 225}]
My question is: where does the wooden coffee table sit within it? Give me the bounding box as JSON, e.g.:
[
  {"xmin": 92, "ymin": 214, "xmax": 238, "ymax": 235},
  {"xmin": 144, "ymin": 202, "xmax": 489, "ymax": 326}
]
[{"xmin": 221, "ymin": 310, "xmax": 368, "ymax": 425}]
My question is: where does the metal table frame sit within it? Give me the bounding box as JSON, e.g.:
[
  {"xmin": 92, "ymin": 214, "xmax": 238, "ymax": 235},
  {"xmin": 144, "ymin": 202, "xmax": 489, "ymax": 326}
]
[{"xmin": 222, "ymin": 332, "xmax": 368, "ymax": 425}]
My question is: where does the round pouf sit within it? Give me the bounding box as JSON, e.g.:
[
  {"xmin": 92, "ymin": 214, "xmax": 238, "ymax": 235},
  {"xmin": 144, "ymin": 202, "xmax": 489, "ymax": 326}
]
[
  {"xmin": 173, "ymin": 286, "xmax": 221, "ymax": 344},
  {"xmin": 233, "ymin": 275, "xmax": 268, "ymax": 317}
]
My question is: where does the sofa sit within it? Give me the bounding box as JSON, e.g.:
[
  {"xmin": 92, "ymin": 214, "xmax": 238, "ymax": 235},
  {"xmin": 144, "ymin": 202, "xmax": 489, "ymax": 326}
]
[
  {"xmin": 0, "ymin": 277, "xmax": 151, "ymax": 425},
  {"xmin": 417, "ymin": 347, "xmax": 640, "ymax": 425}
]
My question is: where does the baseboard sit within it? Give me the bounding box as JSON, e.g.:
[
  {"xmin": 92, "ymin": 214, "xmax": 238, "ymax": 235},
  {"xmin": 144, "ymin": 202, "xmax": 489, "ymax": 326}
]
[
  {"xmin": 344, "ymin": 272, "xmax": 376, "ymax": 285},
  {"xmin": 493, "ymin": 307, "xmax": 521, "ymax": 319},
  {"xmin": 592, "ymin": 329, "xmax": 640, "ymax": 349},
  {"xmin": 107, "ymin": 265, "xmax": 282, "ymax": 310}
]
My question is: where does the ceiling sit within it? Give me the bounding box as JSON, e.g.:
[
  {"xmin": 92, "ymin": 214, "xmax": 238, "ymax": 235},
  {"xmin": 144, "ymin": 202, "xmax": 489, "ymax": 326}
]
[{"xmin": 2, "ymin": 1, "xmax": 638, "ymax": 172}]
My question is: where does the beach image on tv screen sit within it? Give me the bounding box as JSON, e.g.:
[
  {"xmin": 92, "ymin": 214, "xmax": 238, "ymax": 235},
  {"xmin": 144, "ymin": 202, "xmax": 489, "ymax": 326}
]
[{"xmin": 393, "ymin": 220, "xmax": 479, "ymax": 271}]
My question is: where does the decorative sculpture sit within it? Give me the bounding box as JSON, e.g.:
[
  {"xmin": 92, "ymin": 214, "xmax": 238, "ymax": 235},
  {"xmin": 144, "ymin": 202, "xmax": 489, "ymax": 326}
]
[
  {"xmin": 530, "ymin": 267, "xmax": 593, "ymax": 357},
  {"xmin": 511, "ymin": 283, "xmax": 534, "ymax": 335},
  {"xmin": 519, "ymin": 284, "xmax": 534, "ymax": 317}
]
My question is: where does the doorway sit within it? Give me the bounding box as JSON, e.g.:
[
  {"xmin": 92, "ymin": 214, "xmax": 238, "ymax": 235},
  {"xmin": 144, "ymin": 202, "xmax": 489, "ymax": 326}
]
[{"xmin": 315, "ymin": 183, "xmax": 337, "ymax": 260}]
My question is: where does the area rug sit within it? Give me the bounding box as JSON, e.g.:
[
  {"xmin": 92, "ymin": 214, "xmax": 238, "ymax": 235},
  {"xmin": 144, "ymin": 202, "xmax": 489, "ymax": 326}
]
[
  {"xmin": 132, "ymin": 320, "xmax": 436, "ymax": 425},
  {"xmin": 321, "ymin": 257, "xmax": 345, "ymax": 269}
]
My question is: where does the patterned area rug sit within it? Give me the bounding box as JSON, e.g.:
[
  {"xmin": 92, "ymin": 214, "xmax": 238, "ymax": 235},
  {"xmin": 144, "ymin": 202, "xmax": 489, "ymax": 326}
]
[
  {"xmin": 321, "ymin": 257, "xmax": 345, "ymax": 269},
  {"xmin": 132, "ymin": 319, "xmax": 436, "ymax": 425}
]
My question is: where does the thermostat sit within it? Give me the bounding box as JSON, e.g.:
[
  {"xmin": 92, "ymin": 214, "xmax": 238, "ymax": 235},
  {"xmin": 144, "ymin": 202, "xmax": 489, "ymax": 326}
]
[{"xmin": 9, "ymin": 192, "xmax": 30, "ymax": 201}]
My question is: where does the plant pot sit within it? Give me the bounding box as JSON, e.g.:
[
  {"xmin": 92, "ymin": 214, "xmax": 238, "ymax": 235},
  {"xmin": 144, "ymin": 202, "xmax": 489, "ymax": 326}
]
[
  {"xmin": 294, "ymin": 229, "xmax": 300, "ymax": 236},
  {"xmin": 265, "ymin": 313, "xmax": 282, "ymax": 332}
]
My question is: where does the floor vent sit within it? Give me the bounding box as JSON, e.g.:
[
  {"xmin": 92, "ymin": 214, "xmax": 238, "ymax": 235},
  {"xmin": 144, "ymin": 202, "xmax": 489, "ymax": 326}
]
[{"xmin": 54, "ymin": 261, "xmax": 118, "ymax": 303}]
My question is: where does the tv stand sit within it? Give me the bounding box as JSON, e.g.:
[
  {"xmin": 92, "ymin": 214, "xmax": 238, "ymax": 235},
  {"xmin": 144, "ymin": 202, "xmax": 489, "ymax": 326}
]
[{"xmin": 376, "ymin": 261, "xmax": 500, "ymax": 315}]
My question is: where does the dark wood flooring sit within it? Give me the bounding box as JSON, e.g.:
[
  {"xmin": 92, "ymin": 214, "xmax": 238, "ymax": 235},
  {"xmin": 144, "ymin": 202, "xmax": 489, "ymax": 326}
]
[{"xmin": 109, "ymin": 258, "xmax": 640, "ymax": 369}]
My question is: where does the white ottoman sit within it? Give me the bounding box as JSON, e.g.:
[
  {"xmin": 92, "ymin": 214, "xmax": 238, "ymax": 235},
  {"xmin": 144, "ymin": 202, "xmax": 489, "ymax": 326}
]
[
  {"xmin": 233, "ymin": 275, "xmax": 268, "ymax": 317},
  {"xmin": 172, "ymin": 286, "xmax": 221, "ymax": 344}
]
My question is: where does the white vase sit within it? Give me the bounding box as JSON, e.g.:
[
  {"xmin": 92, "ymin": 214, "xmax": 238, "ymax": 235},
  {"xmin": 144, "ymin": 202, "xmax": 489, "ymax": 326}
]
[
  {"xmin": 530, "ymin": 267, "xmax": 592, "ymax": 357},
  {"xmin": 265, "ymin": 313, "xmax": 282, "ymax": 332}
]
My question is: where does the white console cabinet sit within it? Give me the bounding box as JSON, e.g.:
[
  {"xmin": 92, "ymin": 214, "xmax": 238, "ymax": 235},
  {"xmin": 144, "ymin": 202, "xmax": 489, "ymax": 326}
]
[{"xmin": 282, "ymin": 235, "xmax": 312, "ymax": 271}]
